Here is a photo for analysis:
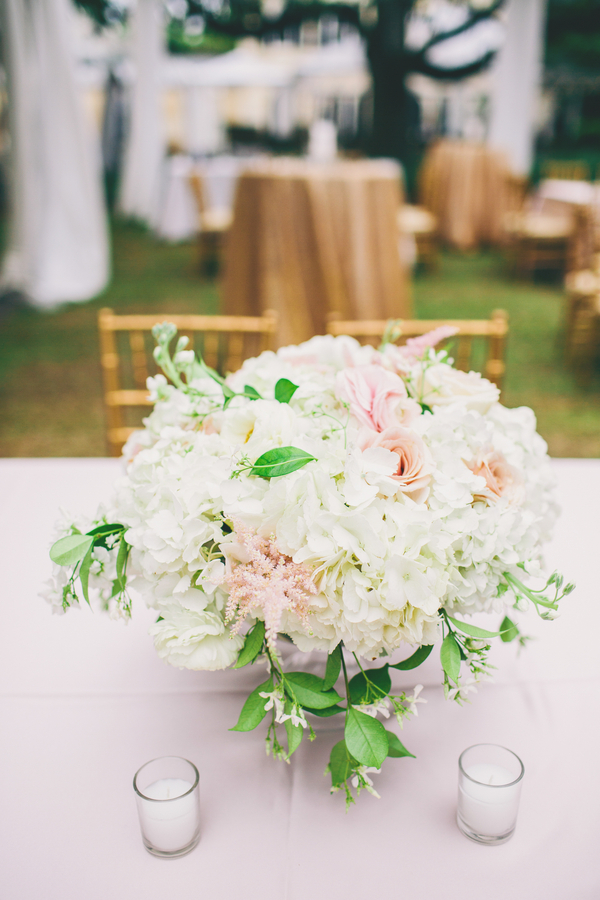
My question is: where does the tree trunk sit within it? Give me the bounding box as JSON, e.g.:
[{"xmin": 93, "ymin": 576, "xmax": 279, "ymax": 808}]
[{"xmin": 365, "ymin": 0, "xmax": 417, "ymax": 164}]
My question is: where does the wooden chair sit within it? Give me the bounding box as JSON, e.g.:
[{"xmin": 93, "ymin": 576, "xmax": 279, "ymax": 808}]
[
  {"xmin": 98, "ymin": 308, "xmax": 278, "ymax": 457},
  {"xmin": 504, "ymin": 208, "xmax": 574, "ymax": 279},
  {"xmin": 326, "ymin": 310, "xmax": 508, "ymax": 389},
  {"xmin": 398, "ymin": 204, "xmax": 439, "ymax": 271},
  {"xmin": 564, "ymin": 264, "xmax": 600, "ymax": 385},
  {"xmin": 189, "ymin": 172, "xmax": 233, "ymax": 276},
  {"xmin": 540, "ymin": 160, "xmax": 591, "ymax": 182}
]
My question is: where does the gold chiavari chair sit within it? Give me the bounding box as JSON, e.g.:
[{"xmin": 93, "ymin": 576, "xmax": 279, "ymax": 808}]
[
  {"xmin": 540, "ymin": 160, "xmax": 591, "ymax": 182},
  {"xmin": 326, "ymin": 310, "xmax": 509, "ymax": 389},
  {"xmin": 98, "ymin": 308, "xmax": 278, "ymax": 456},
  {"xmin": 188, "ymin": 172, "xmax": 233, "ymax": 275}
]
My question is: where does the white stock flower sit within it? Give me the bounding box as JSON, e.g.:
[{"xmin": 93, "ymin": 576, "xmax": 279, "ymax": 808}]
[
  {"xmin": 149, "ymin": 595, "xmax": 243, "ymax": 670},
  {"xmin": 415, "ymin": 363, "xmax": 500, "ymax": 414}
]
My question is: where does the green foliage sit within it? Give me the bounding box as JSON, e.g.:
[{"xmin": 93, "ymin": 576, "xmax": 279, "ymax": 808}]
[
  {"xmin": 390, "ymin": 644, "xmax": 434, "ymax": 670},
  {"xmin": 230, "ymin": 677, "xmax": 273, "ymax": 732},
  {"xmin": 329, "ymin": 740, "xmax": 358, "ymax": 788},
  {"xmin": 243, "ymin": 385, "xmax": 262, "ymax": 400},
  {"xmin": 284, "ymin": 702, "xmax": 304, "ymax": 758},
  {"xmin": 348, "ymin": 665, "xmax": 391, "ymax": 705},
  {"xmin": 440, "ymin": 633, "xmax": 461, "ymax": 684},
  {"xmin": 250, "ymin": 447, "xmax": 316, "ymax": 479},
  {"xmin": 274, "ymin": 379, "xmax": 299, "ymax": 404},
  {"xmin": 284, "ymin": 672, "xmax": 342, "ymax": 709},
  {"xmin": 323, "ymin": 644, "xmax": 342, "ymax": 690},
  {"xmin": 303, "ymin": 704, "xmax": 345, "ymax": 717},
  {"xmin": 49, "ymin": 534, "xmax": 93, "ymax": 567},
  {"xmin": 446, "ymin": 616, "xmax": 499, "ymax": 640},
  {"xmin": 386, "ymin": 731, "xmax": 415, "ymax": 759},
  {"xmin": 78, "ymin": 543, "xmax": 95, "ymax": 606},
  {"xmin": 234, "ymin": 620, "xmax": 266, "ymax": 668},
  {"xmin": 500, "ymin": 616, "xmax": 519, "ymax": 643},
  {"xmin": 345, "ymin": 707, "xmax": 389, "ymax": 768}
]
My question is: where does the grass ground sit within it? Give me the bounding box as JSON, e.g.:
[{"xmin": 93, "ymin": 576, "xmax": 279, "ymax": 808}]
[{"xmin": 0, "ymin": 219, "xmax": 598, "ymax": 457}]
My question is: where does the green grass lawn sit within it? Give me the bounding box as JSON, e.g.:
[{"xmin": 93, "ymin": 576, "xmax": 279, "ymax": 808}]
[{"xmin": 0, "ymin": 219, "xmax": 599, "ymax": 457}]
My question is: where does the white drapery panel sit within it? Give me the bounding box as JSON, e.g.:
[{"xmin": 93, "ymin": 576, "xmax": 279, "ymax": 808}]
[
  {"xmin": 118, "ymin": 0, "xmax": 166, "ymax": 227},
  {"xmin": 0, "ymin": 0, "xmax": 109, "ymax": 307},
  {"xmin": 488, "ymin": 0, "xmax": 547, "ymax": 175}
]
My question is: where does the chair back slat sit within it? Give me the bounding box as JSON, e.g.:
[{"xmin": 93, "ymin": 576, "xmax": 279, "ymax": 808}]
[
  {"xmin": 541, "ymin": 160, "xmax": 591, "ymax": 182},
  {"xmin": 129, "ymin": 331, "xmax": 149, "ymax": 389},
  {"xmin": 98, "ymin": 308, "xmax": 278, "ymax": 456},
  {"xmin": 202, "ymin": 332, "xmax": 219, "ymax": 370},
  {"xmin": 456, "ymin": 335, "xmax": 472, "ymax": 372},
  {"xmin": 326, "ymin": 311, "xmax": 508, "ymax": 389}
]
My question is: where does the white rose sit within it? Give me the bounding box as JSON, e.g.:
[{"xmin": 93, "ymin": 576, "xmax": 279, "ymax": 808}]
[
  {"xmin": 417, "ymin": 364, "xmax": 500, "ymax": 414},
  {"xmin": 149, "ymin": 598, "xmax": 243, "ymax": 670}
]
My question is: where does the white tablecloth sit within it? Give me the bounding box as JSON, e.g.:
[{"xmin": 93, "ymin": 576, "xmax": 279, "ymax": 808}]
[
  {"xmin": 1, "ymin": 458, "xmax": 599, "ymax": 899},
  {"xmin": 537, "ymin": 178, "xmax": 600, "ymax": 210},
  {"xmin": 157, "ymin": 154, "xmax": 267, "ymax": 242}
]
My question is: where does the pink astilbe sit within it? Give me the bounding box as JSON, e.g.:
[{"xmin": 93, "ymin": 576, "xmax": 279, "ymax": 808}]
[
  {"xmin": 399, "ymin": 326, "xmax": 459, "ymax": 363},
  {"xmin": 223, "ymin": 522, "xmax": 317, "ymax": 647}
]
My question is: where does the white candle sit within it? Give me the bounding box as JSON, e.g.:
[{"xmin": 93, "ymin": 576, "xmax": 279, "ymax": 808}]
[
  {"xmin": 137, "ymin": 777, "xmax": 199, "ymax": 853},
  {"xmin": 457, "ymin": 745, "xmax": 524, "ymax": 843}
]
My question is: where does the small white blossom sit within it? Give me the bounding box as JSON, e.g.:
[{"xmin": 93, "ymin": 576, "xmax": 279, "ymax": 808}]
[{"xmin": 351, "ymin": 766, "xmax": 381, "ymax": 798}]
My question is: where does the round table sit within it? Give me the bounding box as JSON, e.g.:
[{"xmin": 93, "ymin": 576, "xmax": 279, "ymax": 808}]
[
  {"xmin": 419, "ymin": 140, "xmax": 512, "ymax": 251},
  {"xmin": 222, "ymin": 157, "xmax": 411, "ymax": 348}
]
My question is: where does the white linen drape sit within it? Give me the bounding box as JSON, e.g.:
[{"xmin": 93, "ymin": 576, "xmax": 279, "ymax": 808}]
[
  {"xmin": 118, "ymin": 0, "xmax": 166, "ymax": 227},
  {"xmin": 0, "ymin": 0, "xmax": 109, "ymax": 307},
  {"xmin": 488, "ymin": 0, "xmax": 547, "ymax": 175}
]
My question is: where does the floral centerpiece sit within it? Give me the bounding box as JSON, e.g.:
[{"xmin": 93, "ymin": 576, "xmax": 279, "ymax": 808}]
[{"xmin": 43, "ymin": 323, "xmax": 572, "ymax": 806}]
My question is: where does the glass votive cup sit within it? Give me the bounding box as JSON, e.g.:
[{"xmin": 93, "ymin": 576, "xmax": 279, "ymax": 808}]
[
  {"xmin": 133, "ymin": 756, "xmax": 200, "ymax": 858},
  {"xmin": 457, "ymin": 743, "xmax": 524, "ymax": 845}
]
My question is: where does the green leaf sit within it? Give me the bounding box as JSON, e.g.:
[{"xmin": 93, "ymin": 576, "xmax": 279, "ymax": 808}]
[
  {"xmin": 345, "ymin": 707, "xmax": 389, "ymax": 768},
  {"xmin": 243, "ymin": 385, "xmax": 261, "ymax": 400},
  {"xmin": 447, "ymin": 616, "xmax": 499, "ymax": 640},
  {"xmin": 87, "ymin": 523, "xmax": 124, "ymax": 538},
  {"xmin": 222, "ymin": 385, "xmax": 235, "ymax": 410},
  {"xmin": 230, "ymin": 677, "xmax": 273, "ymax": 732},
  {"xmin": 386, "ymin": 730, "xmax": 416, "ymax": 759},
  {"xmin": 329, "ymin": 740, "xmax": 358, "ymax": 787},
  {"xmin": 284, "ymin": 672, "xmax": 342, "ymax": 709},
  {"xmin": 116, "ymin": 535, "xmax": 128, "ymax": 588},
  {"xmin": 348, "ymin": 665, "xmax": 391, "ymax": 705},
  {"xmin": 390, "ymin": 644, "xmax": 434, "ymax": 670},
  {"xmin": 78, "ymin": 543, "xmax": 94, "ymax": 606},
  {"xmin": 234, "ymin": 620, "xmax": 266, "ymax": 668},
  {"xmin": 303, "ymin": 704, "xmax": 345, "ymax": 718},
  {"xmin": 86, "ymin": 523, "xmax": 125, "ymax": 550},
  {"xmin": 500, "ymin": 616, "xmax": 519, "ymax": 643},
  {"xmin": 274, "ymin": 378, "xmax": 299, "ymax": 404},
  {"xmin": 283, "ymin": 701, "xmax": 303, "ymax": 758},
  {"xmin": 250, "ymin": 446, "xmax": 316, "ymax": 479},
  {"xmin": 50, "ymin": 534, "xmax": 94, "ymax": 567},
  {"xmin": 323, "ymin": 644, "xmax": 342, "ymax": 690},
  {"xmin": 440, "ymin": 633, "xmax": 461, "ymax": 684}
]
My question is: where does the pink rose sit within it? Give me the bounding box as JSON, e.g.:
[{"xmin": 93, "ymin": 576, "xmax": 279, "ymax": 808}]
[
  {"xmin": 468, "ymin": 447, "xmax": 524, "ymax": 504},
  {"xmin": 360, "ymin": 426, "xmax": 433, "ymax": 502},
  {"xmin": 337, "ymin": 365, "xmax": 420, "ymax": 431}
]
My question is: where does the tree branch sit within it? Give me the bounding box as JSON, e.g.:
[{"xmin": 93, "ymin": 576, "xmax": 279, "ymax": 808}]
[
  {"xmin": 420, "ymin": 0, "xmax": 505, "ymax": 53},
  {"xmin": 187, "ymin": 0, "xmax": 362, "ymax": 39},
  {"xmin": 412, "ymin": 49, "xmax": 497, "ymax": 81}
]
